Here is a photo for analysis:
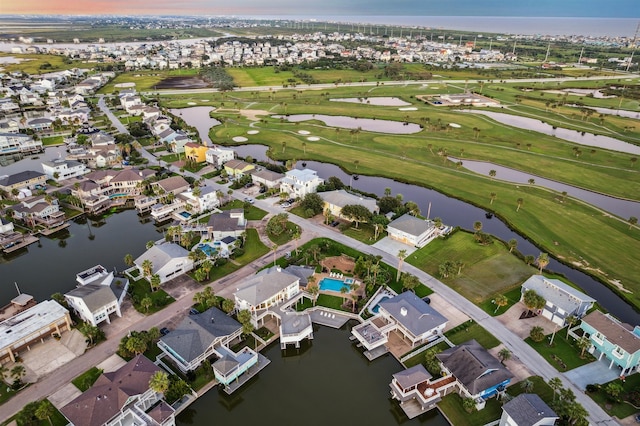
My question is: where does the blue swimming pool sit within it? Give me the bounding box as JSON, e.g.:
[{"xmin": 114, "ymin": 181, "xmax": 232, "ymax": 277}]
[
  {"xmin": 197, "ymin": 244, "xmax": 217, "ymax": 257},
  {"xmin": 179, "ymin": 211, "xmax": 191, "ymax": 218},
  {"xmin": 370, "ymin": 295, "xmax": 391, "ymax": 314},
  {"xmin": 319, "ymin": 277, "xmax": 350, "ymax": 292}
]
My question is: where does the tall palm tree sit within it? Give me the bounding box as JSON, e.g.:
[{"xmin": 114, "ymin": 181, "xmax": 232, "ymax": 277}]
[
  {"xmin": 494, "ymin": 294, "xmax": 508, "ymax": 313},
  {"xmin": 149, "ymin": 371, "xmax": 170, "ymax": 395},
  {"xmin": 498, "ymin": 347, "xmax": 511, "ymax": 364},
  {"xmin": 536, "ymin": 252, "xmax": 549, "ymax": 273},
  {"xmin": 35, "ymin": 400, "xmax": 55, "ymax": 426},
  {"xmin": 150, "ymin": 274, "xmax": 161, "ymax": 292},
  {"xmin": 508, "ymin": 239, "xmax": 517, "ymax": 253},
  {"xmin": 473, "ymin": 221, "xmax": 483, "ymax": 233},
  {"xmin": 124, "ymin": 254, "xmax": 134, "ymax": 267},
  {"xmin": 565, "ymin": 315, "xmax": 578, "ymax": 338},
  {"xmin": 141, "ymin": 259, "xmax": 153, "ymax": 279},
  {"xmin": 489, "ymin": 169, "xmax": 496, "ymax": 179},
  {"xmin": 396, "ymin": 249, "xmax": 407, "ymax": 281},
  {"xmin": 516, "ymin": 198, "xmax": 524, "ymax": 212},
  {"xmin": 271, "ymin": 243, "xmax": 278, "ymax": 266},
  {"xmin": 548, "ymin": 377, "xmax": 563, "ymax": 401}
]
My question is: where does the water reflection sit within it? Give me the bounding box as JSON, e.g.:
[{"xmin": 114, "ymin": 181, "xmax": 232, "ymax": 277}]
[
  {"xmin": 169, "ymin": 107, "xmax": 221, "ymax": 145},
  {"xmin": 274, "ymin": 114, "xmax": 422, "ymax": 134},
  {"xmin": 464, "ymin": 110, "xmax": 640, "ymax": 155}
]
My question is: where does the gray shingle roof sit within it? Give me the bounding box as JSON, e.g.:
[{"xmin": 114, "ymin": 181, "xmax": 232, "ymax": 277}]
[
  {"xmin": 65, "ymin": 284, "xmax": 116, "ymax": 312},
  {"xmin": 436, "ymin": 340, "xmax": 513, "ymax": 395},
  {"xmin": 0, "ymin": 170, "xmax": 45, "ymax": 187},
  {"xmin": 387, "ymin": 214, "xmax": 434, "ymax": 237},
  {"xmin": 159, "ymin": 307, "xmax": 241, "ymax": 364},
  {"xmin": 135, "ymin": 243, "xmax": 190, "ymax": 274},
  {"xmin": 502, "ymin": 394, "xmax": 557, "ymax": 426},
  {"xmin": 521, "ymin": 275, "xmax": 595, "ymax": 314},
  {"xmin": 319, "ymin": 189, "xmax": 379, "ymax": 213},
  {"xmin": 207, "ymin": 211, "xmax": 245, "ymax": 232},
  {"xmin": 378, "ymin": 292, "xmax": 448, "ymax": 337},
  {"xmin": 392, "ymin": 364, "xmax": 432, "ymax": 389},
  {"xmin": 234, "ymin": 270, "xmax": 299, "ymax": 306}
]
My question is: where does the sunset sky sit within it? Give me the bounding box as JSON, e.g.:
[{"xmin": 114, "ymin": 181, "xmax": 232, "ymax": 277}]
[{"xmin": 2, "ymin": 0, "xmax": 639, "ymax": 17}]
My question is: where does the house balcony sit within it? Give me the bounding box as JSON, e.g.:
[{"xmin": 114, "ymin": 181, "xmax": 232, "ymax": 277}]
[
  {"xmin": 352, "ymin": 321, "xmax": 388, "ymax": 351},
  {"xmin": 135, "ymin": 196, "xmax": 158, "ymax": 213},
  {"xmin": 151, "ymin": 200, "xmax": 185, "ymax": 222}
]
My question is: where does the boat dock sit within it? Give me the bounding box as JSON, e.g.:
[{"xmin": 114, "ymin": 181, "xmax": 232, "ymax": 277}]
[
  {"xmin": 2, "ymin": 235, "xmax": 39, "ymax": 253},
  {"xmin": 222, "ymin": 353, "xmax": 271, "ymax": 395},
  {"xmin": 364, "ymin": 345, "xmax": 389, "ymax": 361}
]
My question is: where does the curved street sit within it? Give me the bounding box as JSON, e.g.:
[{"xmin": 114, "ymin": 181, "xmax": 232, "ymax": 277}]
[{"xmin": 0, "ymin": 93, "xmax": 618, "ymax": 425}]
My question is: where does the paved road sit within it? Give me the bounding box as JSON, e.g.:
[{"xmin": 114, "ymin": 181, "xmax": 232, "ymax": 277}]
[{"xmin": 1, "ymin": 94, "xmax": 618, "ymax": 424}]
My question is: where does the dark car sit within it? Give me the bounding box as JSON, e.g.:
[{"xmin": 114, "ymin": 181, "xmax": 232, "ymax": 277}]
[
  {"xmin": 422, "ymin": 296, "xmax": 431, "ymax": 304},
  {"xmin": 245, "ymin": 182, "xmax": 254, "ymax": 188},
  {"xmin": 331, "ymin": 221, "xmax": 340, "ymax": 227},
  {"xmin": 259, "ymin": 187, "xmax": 267, "ymax": 193},
  {"xmin": 287, "ymin": 198, "xmax": 296, "ymax": 204},
  {"xmin": 160, "ymin": 327, "xmax": 170, "ymax": 336},
  {"xmin": 189, "ymin": 308, "xmax": 200, "ymax": 315}
]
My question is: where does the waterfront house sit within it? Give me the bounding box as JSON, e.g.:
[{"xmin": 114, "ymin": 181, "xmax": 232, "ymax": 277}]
[
  {"xmin": 206, "ymin": 209, "xmax": 246, "ymax": 240},
  {"xmin": 27, "ymin": 117, "xmax": 53, "ymax": 132},
  {"xmin": 169, "ymin": 134, "xmax": 192, "ymax": 154},
  {"xmin": 134, "ymin": 242, "xmax": 194, "ymax": 285},
  {"xmin": 0, "ymin": 170, "xmax": 47, "ymax": 195},
  {"xmin": 0, "ymin": 300, "xmax": 72, "ymax": 365},
  {"xmin": 234, "ymin": 268, "xmax": 301, "ymax": 327},
  {"xmin": 184, "ymin": 142, "xmax": 208, "ymax": 163},
  {"xmin": 178, "ymin": 186, "xmax": 220, "ymax": 215},
  {"xmin": 41, "ymin": 159, "xmax": 89, "ymax": 182},
  {"xmin": 0, "ymin": 133, "xmax": 42, "ymax": 154},
  {"xmin": 436, "ymin": 340, "xmax": 513, "ymax": 403},
  {"xmin": 319, "ymin": 189, "xmax": 379, "ymax": 218},
  {"xmin": 152, "ymin": 175, "xmax": 190, "ymax": 197},
  {"xmin": 223, "ymin": 159, "xmax": 255, "ymax": 178},
  {"xmin": 60, "ymin": 355, "xmax": 176, "ymax": 426},
  {"xmin": 249, "ymin": 168, "xmax": 284, "ymax": 189},
  {"xmin": 579, "ymin": 310, "xmax": 640, "ymax": 376},
  {"xmin": 386, "ymin": 214, "xmax": 438, "ymax": 248},
  {"xmin": 499, "ymin": 393, "xmax": 558, "ymax": 426},
  {"xmin": 212, "ymin": 346, "xmax": 260, "ymax": 387},
  {"xmin": 11, "ymin": 196, "xmax": 66, "ymax": 230},
  {"xmin": 205, "ymin": 146, "xmax": 235, "ymax": 168},
  {"xmin": 158, "ymin": 307, "xmax": 243, "ymax": 373},
  {"xmin": 279, "ymin": 168, "xmax": 324, "ymax": 198},
  {"xmin": 521, "ymin": 275, "xmax": 595, "ymax": 326},
  {"xmin": 64, "ymin": 265, "xmax": 127, "ymax": 327}
]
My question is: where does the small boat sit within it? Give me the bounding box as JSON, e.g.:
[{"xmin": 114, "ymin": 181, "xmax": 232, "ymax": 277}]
[{"xmin": 485, "ymin": 212, "xmax": 493, "ymax": 219}]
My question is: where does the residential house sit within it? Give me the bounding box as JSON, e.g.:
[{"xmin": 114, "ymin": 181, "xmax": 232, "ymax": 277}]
[
  {"xmin": 57, "ymin": 107, "xmax": 90, "ymax": 125},
  {"xmin": 389, "ymin": 364, "xmax": 457, "ymax": 418},
  {"xmin": 206, "ymin": 209, "xmax": 246, "ymax": 240},
  {"xmin": 11, "ymin": 196, "xmax": 66, "ymax": 229},
  {"xmin": 580, "ymin": 310, "xmax": 640, "ymax": 376},
  {"xmin": 41, "ymin": 159, "xmax": 89, "ymax": 182},
  {"xmin": 499, "ymin": 393, "xmax": 558, "ymax": 426},
  {"xmin": 184, "ymin": 142, "xmax": 208, "ymax": 163},
  {"xmin": 223, "ymin": 159, "xmax": 255, "ymax": 178},
  {"xmin": 0, "ymin": 119, "xmax": 20, "ymax": 133},
  {"xmin": 27, "ymin": 117, "xmax": 53, "ymax": 132},
  {"xmin": 60, "ymin": 355, "xmax": 176, "ymax": 426},
  {"xmin": 0, "ymin": 300, "xmax": 72, "ymax": 364},
  {"xmin": 234, "ymin": 268, "xmax": 301, "ymax": 327},
  {"xmin": 177, "ymin": 186, "xmax": 220, "ymax": 214},
  {"xmin": 437, "ymin": 340, "xmax": 513, "ymax": 402},
  {"xmin": 319, "ymin": 189, "xmax": 379, "ymax": 219},
  {"xmin": 280, "ymin": 168, "xmax": 324, "ymax": 198},
  {"xmin": 521, "ymin": 275, "xmax": 596, "ymax": 326},
  {"xmin": 152, "ymin": 175, "xmax": 190, "ymax": 197},
  {"xmin": 0, "ymin": 133, "xmax": 42, "ymax": 154},
  {"xmin": 89, "ymin": 131, "xmax": 116, "ymax": 147},
  {"xmin": 205, "ymin": 146, "xmax": 235, "ymax": 168},
  {"xmin": 0, "ymin": 170, "xmax": 47, "ymax": 195},
  {"xmin": 386, "ymin": 214, "xmax": 438, "ymax": 248},
  {"xmin": 158, "ymin": 307, "xmax": 242, "ymax": 372},
  {"xmin": 249, "ymin": 168, "xmax": 284, "ymax": 189},
  {"xmin": 134, "ymin": 242, "xmax": 194, "ymax": 284},
  {"xmin": 169, "ymin": 133, "xmax": 192, "ymax": 154},
  {"xmin": 64, "ymin": 265, "xmax": 128, "ymax": 327}
]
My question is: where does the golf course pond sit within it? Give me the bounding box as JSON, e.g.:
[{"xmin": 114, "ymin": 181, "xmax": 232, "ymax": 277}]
[
  {"xmin": 329, "ymin": 97, "xmax": 411, "ymax": 106},
  {"xmin": 170, "ymin": 107, "xmax": 220, "ymax": 145},
  {"xmin": 273, "ymin": 114, "xmax": 422, "ymax": 134}
]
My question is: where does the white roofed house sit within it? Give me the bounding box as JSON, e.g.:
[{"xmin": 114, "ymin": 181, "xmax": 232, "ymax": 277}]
[
  {"xmin": 521, "ymin": 275, "xmax": 595, "ymax": 326},
  {"xmin": 234, "ymin": 267, "xmax": 301, "ymax": 328},
  {"xmin": 64, "ymin": 265, "xmax": 128, "ymax": 327},
  {"xmin": 89, "ymin": 131, "xmax": 115, "ymax": 147},
  {"xmin": 11, "ymin": 195, "xmax": 66, "ymax": 230},
  {"xmin": 41, "ymin": 158, "xmax": 89, "ymax": 182},
  {"xmin": 280, "ymin": 168, "xmax": 324, "ymax": 199},
  {"xmin": 387, "ymin": 214, "xmax": 439, "ymax": 248},
  {"xmin": 178, "ymin": 186, "xmax": 220, "ymax": 215},
  {"xmin": 205, "ymin": 146, "xmax": 235, "ymax": 168},
  {"xmin": 134, "ymin": 242, "xmax": 194, "ymax": 285}
]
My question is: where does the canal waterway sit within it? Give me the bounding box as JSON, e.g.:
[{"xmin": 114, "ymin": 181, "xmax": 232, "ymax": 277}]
[
  {"xmin": 447, "ymin": 157, "xmax": 640, "ymax": 219},
  {"xmin": 233, "ymin": 143, "xmax": 640, "ymax": 324},
  {"xmin": 169, "ymin": 107, "xmax": 220, "ymax": 146},
  {"xmin": 177, "ymin": 321, "xmax": 448, "ymax": 426},
  {"xmin": 464, "ymin": 110, "xmax": 640, "ymax": 155}
]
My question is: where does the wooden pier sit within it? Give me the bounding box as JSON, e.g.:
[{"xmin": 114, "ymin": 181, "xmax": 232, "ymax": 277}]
[{"xmin": 222, "ymin": 353, "xmax": 271, "ymax": 395}]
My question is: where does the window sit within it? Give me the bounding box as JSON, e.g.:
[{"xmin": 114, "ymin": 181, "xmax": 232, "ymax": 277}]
[
  {"xmin": 613, "ymin": 346, "xmax": 625, "ymax": 359},
  {"xmin": 592, "ymin": 331, "xmax": 605, "ymax": 344}
]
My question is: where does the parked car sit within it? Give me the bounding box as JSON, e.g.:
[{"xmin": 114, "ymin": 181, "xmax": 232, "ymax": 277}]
[
  {"xmin": 245, "ymin": 182, "xmax": 254, "ymax": 188},
  {"xmin": 189, "ymin": 308, "xmax": 200, "ymax": 315},
  {"xmin": 422, "ymin": 296, "xmax": 431, "ymax": 304},
  {"xmin": 330, "ymin": 221, "xmax": 340, "ymax": 227},
  {"xmin": 160, "ymin": 327, "xmax": 170, "ymax": 336},
  {"xmin": 259, "ymin": 187, "xmax": 267, "ymax": 193},
  {"xmin": 287, "ymin": 198, "xmax": 296, "ymax": 204},
  {"xmin": 281, "ymin": 202, "xmax": 291, "ymax": 208}
]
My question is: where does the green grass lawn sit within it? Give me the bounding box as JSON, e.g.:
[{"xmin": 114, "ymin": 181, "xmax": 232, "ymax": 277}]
[
  {"xmin": 267, "ymin": 221, "xmax": 300, "ymax": 246},
  {"xmin": 220, "ymin": 200, "xmax": 268, "ymax": 220},
  {"xmin": 0, "ymin": 380, "xmax": 17, "ymax": 405},
  {"xmin": 0, "ymin": 53, "xmax": 83, "ymax": 74},
  {"xmin": 129, "ymin": 278, "xmax": 175, "ymax": 314},
  {"xmin": 445, "ymin": 320, "xmax": 501, "ymax": 350},
  {"xmin": 587, "ymin": 375, "xmax": 640, "ymax": 419},
  {"xmin": 409, "ymin": 231, "xmax": 536, "ymax": 303},
  {"xmin": 478, "ymin": 286, "xmax": 524, "ymax": 317},
  {"xmin": 232, "ymin": 228, "xmax": 269, "ymax": 265},
  {"xmin": 41, "ymin": 135, "xmax": 63, "ymax": 146},
  {"xmin": 507, "ymin": 376, "xmax": 556, "ymax": 402},
  {"xmin": 317, "ymin": 294, "xmax": 350, "ymax": 311},
  {"xmin": 71, "ymin": 367, "xmax": 103, "ymax": 391},
  {"xmin": 438, "ymin": 393, "xmax": 503, "ymax": 426},
  {"xmin": 340, "ymin": 222, "xmax": 384, "ymax": 245},
  {"xmin": 525, "ymin": 334, "xmax": 594, "ymax": 372}
]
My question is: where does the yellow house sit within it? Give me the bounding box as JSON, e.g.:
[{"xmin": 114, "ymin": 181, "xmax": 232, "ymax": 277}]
[
  {"xmin": 224, "ymin": 159, "xmax": 255, "ymax": 177},
  {"xmin": 184, "ymin": 142, "xmax": 208, "ymax": 163}
]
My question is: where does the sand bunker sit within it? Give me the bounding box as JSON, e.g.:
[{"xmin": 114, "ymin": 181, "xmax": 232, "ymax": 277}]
[
  {"xmin": 307, "ymin": 137, "xmax": 320, "ymax": 141},
  {"xmin": 398, "ymin": 107, "xmax": 417, "ymax": 111},
  {"xmin": 187, "ymin": 102, "xmax": 197, "ymax": 105},
  {"xmin": 298, "ymin": 130, "xmax": 311, "ymax": 135},
  {"xmin": 232, "ymin": 136, "xmax": 248, "ymax": 142},
  {"xmin": 247, "ymin": 130, "xmax": 259, "ymax": 135},
  {"xmin": 114, "ymin": 82, "xmax": 136, "ymax": 88},
  {"xmin": 449, "ymin": 123, "xmax": 461, "ymax": 128}
]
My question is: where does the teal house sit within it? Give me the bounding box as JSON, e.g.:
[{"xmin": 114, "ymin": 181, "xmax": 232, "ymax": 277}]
[{"xmin": 580, "ymin": 310, "xmax": 640, "ymax": 376}]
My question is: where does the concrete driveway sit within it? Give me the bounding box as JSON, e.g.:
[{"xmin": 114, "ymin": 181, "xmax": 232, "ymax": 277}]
[
  {"xmin": 428, "ymin": 293, "xmax": 470, "ymax": 332},
  {"xmin": 564, "ymin": 357, "xmax": 620, "ymax": 390},
  {"xmin": 496, "ymin": 302, "xmax": 560, "ymax": 339},
  {"xmin": 372, "ymin": 237, "xmax": 417, "ymax": 257}
]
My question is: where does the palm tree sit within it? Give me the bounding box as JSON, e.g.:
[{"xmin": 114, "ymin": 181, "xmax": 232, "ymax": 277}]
[
  {"xmin": 516, "ymin": 198, "xmax": 524, "ymax": 212},
  {"xmin": 629, "ymin": 216, "xmax": 638, "ymax": 230},
  {"xmin": 565, "ymin": 315, "xmax": 578, "ymax": 339},
  {"xmin": 494, "ymin": 294, "xmax": 508, "ymax": 313},
  {"xmin": 524, "ymin": 254, "xmax": 535, "ymax": 266},
  {"xmin": 141, "ymin": 259, "xmax": 153, "ymax": 279},
  {"xmin": 292, "ymin": 229, "xmax": 301, "ymax": 255},
  {"xmin": 521, "ymin": 379, "xmax": 534, "ymax": 393},
  {"xmin": 508, "ymin": 239, "xmax": 517, "ymax": 253},
  {"xmin": 146, "ymin": 240, "xmax": 155, "ymax": 250},
  {"xmin": 150, "ymin": 274, "xmax": 161, "ymax": 292},
  {"xmin": 473, "ymin": 221, "xmax": 483, "ymax": 233},
  {"xmin": 489, "ymin": 192, "xmax": 497, "ymax": 204},
  {"xmin": 536, "ymin": 252, "xmax": 549, "ymax": 273},
  {"xmin": 489, "ymin": 169, "xmax": 496, "ymax": 179},
  {"xmin": 396, "ymin": 249, "xmax": 407, "ymax": 281},
  {"xmin": 402, "ymin": 274, "xmax": 420, "ymax": 293},
  {"xmin": 201, "ymin": 260, "xmax": 213, "ymax": 280},
  {"xmin": 149, "ymin": 371, "xmax": 170, "ymax": 395},
  {"xmin": 308, "ymin": 284, "xmax": 320, "ymax": 306},
  {"xmin": 141, "ymin": 296, "xmax": 153, "ymax": 313},
  {"xmin": 548, "ymin": 377, "xmax": 563, "ymax": 401},
  {"xmin": 124, "ymin": 253, "xmax": 134, "ymax": 267},
  {"xmin": 271, "ymin": 243, "xmax": 278, "ymax": 266},
  {"xmin": 498, "ymin": 347, "xmax": 511, "ymax": 364},
  {"xmin": 529, "ymin": 326, "xmax": 545, "ymax": 342},
  {"xmin": 35, "ymin": 400, "xmax": 56, "ymax": 426},
  {"xmin": 340, "ymin": 285, "xmax": 349, "ymax": 305},
  {"xmin": 10, "ymin": 364, "xmax": 26, "ymax": 385},
  {"xmin": 576, "ymin": 336, "xmax": 591, "ymax": 358},
  {"xmin": 222, "ymin": 298, "xmax": 235, "ymax": 314}
]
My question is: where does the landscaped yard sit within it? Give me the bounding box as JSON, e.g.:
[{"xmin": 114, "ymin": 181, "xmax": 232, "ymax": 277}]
[
  {"xmin": 220, "ymin": 200, "xmax": 268, "ymax": 220},
  {"xmin": 438, "ymin": 393, "xmax": 503, "ymax": 426},
  {"xmin": 525, "ymin": 334, "xmax": 594, "ymax": 372},
  {"xmin": 478, "ymin": 286, "xmax": 524, "ymax": 317},
  {"xmin": 71, "ymin": 367, "xmax": 103, "ymax": 391},
  {"xmin": 128, "ymin": 278, "xmax": 175, "ymax": 314},
  {"xmin": 445, "ymin": 320, "xmax": 501, "ymax": 350},
  {"xmin": 408, "ymin": 231, "xmax": 536, "ymax": 303},
  {"xmin": 587, "ymin": 374, "xmax": 640, "ymax": 419}
]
